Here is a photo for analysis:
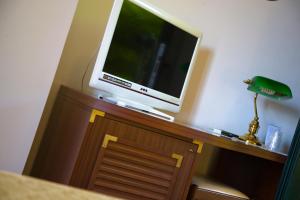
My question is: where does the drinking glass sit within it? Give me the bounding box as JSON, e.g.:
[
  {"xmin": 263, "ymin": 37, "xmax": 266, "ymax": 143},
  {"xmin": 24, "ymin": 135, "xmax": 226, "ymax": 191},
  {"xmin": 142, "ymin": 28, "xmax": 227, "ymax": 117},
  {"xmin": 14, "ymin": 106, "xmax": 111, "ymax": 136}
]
[{"xmin": 265, "ymin": 125, "xmax": 281, "ymax": 151}]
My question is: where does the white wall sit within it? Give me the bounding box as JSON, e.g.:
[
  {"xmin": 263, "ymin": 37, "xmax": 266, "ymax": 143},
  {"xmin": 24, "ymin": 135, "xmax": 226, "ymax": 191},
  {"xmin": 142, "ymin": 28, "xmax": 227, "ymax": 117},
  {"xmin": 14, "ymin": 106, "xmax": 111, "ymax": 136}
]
[
  {"xmin": 44, "ymin": 0, "xmax": 300, "ymax": 153},
  {"xmin": 144, "ymin": 0, "xmax": 300, "ymax": 153},
  {"xmin": 0, "ymin": 0, "xmax": 78, "ymax": 173}
]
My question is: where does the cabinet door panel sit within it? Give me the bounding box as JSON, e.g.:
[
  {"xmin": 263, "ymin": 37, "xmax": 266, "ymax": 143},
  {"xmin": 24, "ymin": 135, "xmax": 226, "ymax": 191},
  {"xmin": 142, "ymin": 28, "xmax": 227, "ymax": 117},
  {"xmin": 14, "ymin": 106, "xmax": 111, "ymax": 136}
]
[
  {"xmin": 88, "ymin": 117, "xmax": 198, "ymax": 200},
  {"xmin": 31, "ymin": 95, "xmax": 91, "ymax": 184}
]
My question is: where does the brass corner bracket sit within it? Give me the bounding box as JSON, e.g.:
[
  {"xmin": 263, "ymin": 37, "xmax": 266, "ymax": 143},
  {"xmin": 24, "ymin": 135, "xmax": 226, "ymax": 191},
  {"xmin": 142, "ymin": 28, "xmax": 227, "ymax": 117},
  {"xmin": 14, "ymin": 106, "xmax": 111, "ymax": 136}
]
[
  {"xmin": 89, "ymin": 109, "xmax": 105, "ymax": 123},
  {"xmin": 102, "ymin": 134, "xmax": 118, "ymax": 148},
  {"xmin": 172, "ymin": 153, "xmax": 183, "ymax": 168},
  {"xmin": 192, "ymin": 140, "xmax": 203, "ymax": 154}
]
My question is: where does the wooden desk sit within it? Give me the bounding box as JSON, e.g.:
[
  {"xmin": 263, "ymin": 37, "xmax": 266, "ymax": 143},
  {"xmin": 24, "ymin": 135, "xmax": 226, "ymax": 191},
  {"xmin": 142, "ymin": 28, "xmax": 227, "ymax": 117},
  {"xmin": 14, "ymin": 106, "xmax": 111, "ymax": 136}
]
[{"xmin": 30, "ymin": 86, "xmax": 285, "ymax": 200}]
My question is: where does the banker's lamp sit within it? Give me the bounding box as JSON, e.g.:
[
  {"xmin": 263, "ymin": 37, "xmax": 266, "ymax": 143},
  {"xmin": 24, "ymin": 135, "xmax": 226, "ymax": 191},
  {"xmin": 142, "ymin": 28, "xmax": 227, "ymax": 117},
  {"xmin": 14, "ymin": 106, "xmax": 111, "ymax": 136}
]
[{"xmin": 240, "ymin": 76, "xmax": 292, "ymax": 145}]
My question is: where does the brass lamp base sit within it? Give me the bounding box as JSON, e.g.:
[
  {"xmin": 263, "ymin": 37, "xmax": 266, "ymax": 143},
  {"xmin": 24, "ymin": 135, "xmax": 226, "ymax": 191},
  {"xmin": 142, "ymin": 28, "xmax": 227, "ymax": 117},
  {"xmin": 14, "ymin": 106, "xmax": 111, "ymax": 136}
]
[
  {"xmin": 239, "ymin": 117, "xmax": 261, "ymax": 146},
  {"xmin": 239, "ymin": 133, "xmax": 261, "ymax": 146}
]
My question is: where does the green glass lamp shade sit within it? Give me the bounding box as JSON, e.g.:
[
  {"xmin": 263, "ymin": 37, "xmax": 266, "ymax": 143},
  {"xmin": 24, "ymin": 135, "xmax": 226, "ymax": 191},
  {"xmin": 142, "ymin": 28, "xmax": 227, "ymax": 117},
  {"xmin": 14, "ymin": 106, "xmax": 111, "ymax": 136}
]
[{"xmin": 246, "ymin": 76, "xmax": 292, "ymax": 100}]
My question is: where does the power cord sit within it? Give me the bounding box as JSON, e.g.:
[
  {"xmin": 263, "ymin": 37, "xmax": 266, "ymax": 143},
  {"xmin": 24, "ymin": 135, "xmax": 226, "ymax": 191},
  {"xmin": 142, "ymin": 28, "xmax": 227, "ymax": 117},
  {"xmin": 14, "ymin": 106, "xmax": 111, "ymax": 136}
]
[{"xmin": 81, "ymin": 48, "xmax": 99, "ymax": 92}]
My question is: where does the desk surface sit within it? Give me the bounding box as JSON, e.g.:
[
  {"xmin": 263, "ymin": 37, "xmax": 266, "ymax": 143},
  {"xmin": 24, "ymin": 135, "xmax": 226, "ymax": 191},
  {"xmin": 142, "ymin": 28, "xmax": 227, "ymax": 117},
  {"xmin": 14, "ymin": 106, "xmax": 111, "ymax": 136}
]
[{"xmin": 61, "ymin": 86, "xmax": 287, "ymax": 164}]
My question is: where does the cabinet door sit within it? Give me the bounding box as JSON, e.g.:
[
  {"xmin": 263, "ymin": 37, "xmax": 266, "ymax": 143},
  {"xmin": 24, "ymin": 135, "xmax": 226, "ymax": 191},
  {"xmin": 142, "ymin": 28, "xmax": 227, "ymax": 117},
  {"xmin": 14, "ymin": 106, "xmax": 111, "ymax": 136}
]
[{"xmin": 87, "ymin": 117, "xmax": 198, "ymax": 200}]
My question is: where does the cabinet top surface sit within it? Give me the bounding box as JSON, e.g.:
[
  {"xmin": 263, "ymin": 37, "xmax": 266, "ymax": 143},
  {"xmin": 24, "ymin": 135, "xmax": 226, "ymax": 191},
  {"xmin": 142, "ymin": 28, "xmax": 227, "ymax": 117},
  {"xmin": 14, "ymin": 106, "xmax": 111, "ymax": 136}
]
[{"xmin": 60, "ymin": 86, "xmax": 287, "ymax": 164}]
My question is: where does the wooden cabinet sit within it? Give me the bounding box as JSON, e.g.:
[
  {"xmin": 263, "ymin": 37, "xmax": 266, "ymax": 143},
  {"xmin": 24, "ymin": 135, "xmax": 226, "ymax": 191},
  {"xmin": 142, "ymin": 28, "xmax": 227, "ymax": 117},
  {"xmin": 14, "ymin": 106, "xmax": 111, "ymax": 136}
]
[
  {"xmin": 31, "ymin": 86, "xmax": 201, "ymax": 200},
  {"xmin": 86, "ymin": 117, "xmax": 197, "ymax": 200},
  {"xmin": 30, "ymin": 86, "xmax": 286, "ymax": 200}
]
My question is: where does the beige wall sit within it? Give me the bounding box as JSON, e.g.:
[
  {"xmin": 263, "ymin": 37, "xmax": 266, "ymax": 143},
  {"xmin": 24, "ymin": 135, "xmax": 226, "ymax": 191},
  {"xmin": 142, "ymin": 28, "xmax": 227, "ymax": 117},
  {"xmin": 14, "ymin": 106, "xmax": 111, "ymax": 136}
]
[
  {"xmin": 144, "ymin": 0, "xmax": 300, "ymax": 153},
  {"xmin": 153, "ymin": 0, "xmax": 300, "ymax": 153},
  {"xmin": 0, "ymin": 0, "xmax": 78, "ymax": 173},
  {"xmin": 23, "ymin": 0, "xmax": 114, "ymax": 174},
  {"xmin": 54, "ymin": 0, "xmax": 300, "ymax": 153},
  {"xmin": 54, "ymin": 0, "xmax": 114, "ymax": 92}
]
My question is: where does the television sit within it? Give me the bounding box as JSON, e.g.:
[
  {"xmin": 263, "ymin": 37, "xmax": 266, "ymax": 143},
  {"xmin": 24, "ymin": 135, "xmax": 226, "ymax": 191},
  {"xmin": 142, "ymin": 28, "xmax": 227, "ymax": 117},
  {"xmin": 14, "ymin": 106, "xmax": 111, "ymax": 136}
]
[{"xmin": 89, "ymin": 0, "xmax": 202, "ymax": 121}]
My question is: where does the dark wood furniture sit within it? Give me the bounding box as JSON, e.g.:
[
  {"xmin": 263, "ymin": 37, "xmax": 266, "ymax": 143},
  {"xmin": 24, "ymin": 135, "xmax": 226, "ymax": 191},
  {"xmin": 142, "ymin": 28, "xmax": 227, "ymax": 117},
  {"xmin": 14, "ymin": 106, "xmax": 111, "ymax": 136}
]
[
  {"xmin": 30, "ymin": 86, "xmax": 286, "ymax": 200},
  {"xmin": 275, "ymin": 119, "xmax": 300, "ymax": 200}
]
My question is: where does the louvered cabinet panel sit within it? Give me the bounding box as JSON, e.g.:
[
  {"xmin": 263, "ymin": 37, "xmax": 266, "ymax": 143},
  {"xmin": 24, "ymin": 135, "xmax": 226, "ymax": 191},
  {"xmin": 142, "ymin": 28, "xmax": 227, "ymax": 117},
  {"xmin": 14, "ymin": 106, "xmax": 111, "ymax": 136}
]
[
  {"xmin": 87, "ymin": 117, "xmax": 198, "ymax": 200},
  {"xmin": 89, "ymin": 141, "xmax": 177, "ymax": 200}
]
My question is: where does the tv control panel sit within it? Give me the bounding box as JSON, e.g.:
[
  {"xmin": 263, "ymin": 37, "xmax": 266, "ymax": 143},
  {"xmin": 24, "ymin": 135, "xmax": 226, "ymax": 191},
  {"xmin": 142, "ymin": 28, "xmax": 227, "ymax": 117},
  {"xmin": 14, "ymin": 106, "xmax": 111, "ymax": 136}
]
[{"xmin": 102, "ymin": 74, "xmax": 132, "ymax": 88}]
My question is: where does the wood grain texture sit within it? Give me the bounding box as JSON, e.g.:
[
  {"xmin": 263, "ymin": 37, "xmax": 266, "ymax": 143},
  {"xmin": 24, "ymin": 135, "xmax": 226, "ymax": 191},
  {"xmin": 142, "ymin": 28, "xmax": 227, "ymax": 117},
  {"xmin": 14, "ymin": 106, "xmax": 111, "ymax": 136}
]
[
  {"xmin": 59, "ymin": 86, "xmax": 286, "ymax": 163},
  {"xmin": 30, "ymin": 86, "xmax": 285, "ymax": 200},
  {"xmin": 30, "ymin": 94, "xmax": 91, "ymax": 184},
  {"xmin": 87, "ymin": 117, "xmax": 198, "ymax": 200}
]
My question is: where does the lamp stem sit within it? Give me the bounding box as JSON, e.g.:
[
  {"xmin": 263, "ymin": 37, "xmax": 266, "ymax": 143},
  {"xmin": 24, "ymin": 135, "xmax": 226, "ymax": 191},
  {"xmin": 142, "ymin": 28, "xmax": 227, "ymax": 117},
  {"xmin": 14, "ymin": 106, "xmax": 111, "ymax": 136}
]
[
  {"xmin": 240, "ymin": 93, "xmax": 261, "ymax": 145},
  {"xmin": 254, "ymin": 93, "xmax": 258, "ymax": 119}
]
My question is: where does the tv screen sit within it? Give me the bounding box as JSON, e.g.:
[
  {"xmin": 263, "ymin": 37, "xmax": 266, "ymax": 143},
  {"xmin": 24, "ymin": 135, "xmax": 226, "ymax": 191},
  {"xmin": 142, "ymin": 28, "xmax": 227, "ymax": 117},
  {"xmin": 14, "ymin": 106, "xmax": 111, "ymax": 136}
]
[
  {"xmin": 89, "ymin": 0, "xmax": 202, "ymax": 114},
  {"xmin": 103, "ymin": 0, "xmax": 198, "ymax": 98}
]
